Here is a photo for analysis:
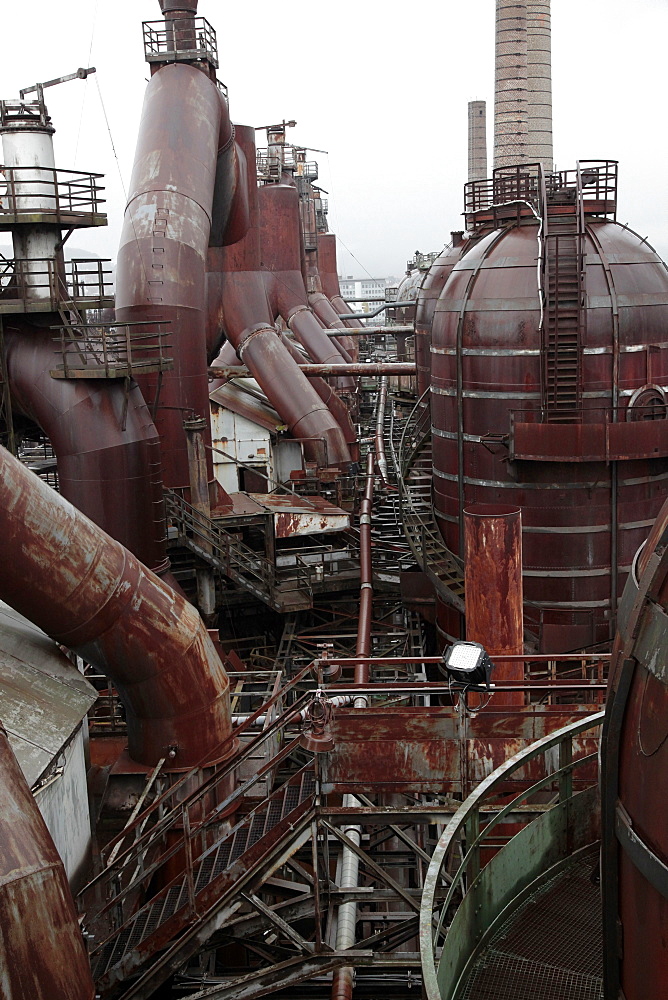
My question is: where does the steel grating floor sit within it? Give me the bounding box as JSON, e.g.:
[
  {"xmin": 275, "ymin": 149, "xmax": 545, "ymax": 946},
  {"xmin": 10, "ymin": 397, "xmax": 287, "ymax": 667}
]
[{"xmin": 458, "ymin": 844, "xmax": 603, "ymax": 1000}]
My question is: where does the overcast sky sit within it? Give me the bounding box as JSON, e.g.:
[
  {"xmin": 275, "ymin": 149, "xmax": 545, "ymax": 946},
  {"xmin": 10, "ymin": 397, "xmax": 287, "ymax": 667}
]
[{"xmin": 1, "ymin": 0, "xmax": 666, "ymax": 279}]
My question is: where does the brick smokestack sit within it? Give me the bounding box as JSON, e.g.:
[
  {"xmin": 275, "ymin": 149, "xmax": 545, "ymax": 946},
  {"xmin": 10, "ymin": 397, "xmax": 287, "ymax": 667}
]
[
  {"xmin": 494, "ymin": 0, "xmax": 553, "ymax": 172},
  {"xmin": 468, "ymin": 100, "xmax": 488, "ymax": 181}
]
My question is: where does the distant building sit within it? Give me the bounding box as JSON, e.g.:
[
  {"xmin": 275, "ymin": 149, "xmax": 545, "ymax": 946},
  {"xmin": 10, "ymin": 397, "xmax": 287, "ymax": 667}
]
[{"xmin": 338, "ymin": 275, "xmax": 390, "ymax": 313}]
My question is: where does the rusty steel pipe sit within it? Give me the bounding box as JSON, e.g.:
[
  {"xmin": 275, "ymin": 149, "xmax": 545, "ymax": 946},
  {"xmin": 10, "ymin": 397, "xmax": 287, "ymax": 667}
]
[
  {"xmin": 0, "ymin": 724, "xmax": 95, "ymax": 1000},
  {"xmin": 208, "ymin": 362, "xmax": 415, "ymax": 377},
  {"xmin": 331, "ymin": 450, "xmax": 376, "ymax": 1000},
  {"xmin": 258, "ymin": 182, "xmax": 354, "ymax": 384},
  {"xmin": 0, "ymin": 445, "xmax": 232, "ymax": 768},
  {"xmin": 463, "ymin": 504, "xmax": 524, "ymax": 705},
  {"xmin": 280, "ymin": 333, "xmax": 357, "ymax": 450},
  {"xmin": 374, "ymin": 376, "xmax": 391, "ymax": 487},
  {"xmin": 4, "ymin": 323, "xmax": 170, "ymax": 575},
  {"xmin": 116, "ymin": 61, "xmax": 246, "ymax": 490},
  {"xmin": 207, "ymin": 127, "xmax": 351, "ymax": 469}
]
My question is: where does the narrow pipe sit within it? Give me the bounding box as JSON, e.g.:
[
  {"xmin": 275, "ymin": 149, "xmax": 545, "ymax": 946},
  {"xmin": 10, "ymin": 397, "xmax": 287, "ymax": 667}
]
[
  {"xmin": 340, "ymin": 301, "xmax": 414, "ymax": 320},
  {"xmin": 331, "ymin": 451, "xmax": 376, "ymax": 1000},
  {"xmin": 258, "ymin": 182, "xmax": 354, "ymax": 383},
  {"xmin": 0, "ymin": 445, "xmax": 232, "ymax": 768},
  {"xmin": 0, "ymin": 725, "xmax": 95, "ymax": 1000},
  {"xmin": 463, "ymin": 504, "xmax": 524, "ymax": 705},
  {"xmin": 374, "ymin": 376, "xmax": 391, "ymax": 487},
  {"xmin": 280, "ymin": 333, "xmax": 358, "ymax": 449},
  {"xmin": 208, "ymin": 363, "xmax": 415, "ymax": 377},
  {"xmin": 5, "ymin": 323, "xmax": 170, "ymax": 574}
]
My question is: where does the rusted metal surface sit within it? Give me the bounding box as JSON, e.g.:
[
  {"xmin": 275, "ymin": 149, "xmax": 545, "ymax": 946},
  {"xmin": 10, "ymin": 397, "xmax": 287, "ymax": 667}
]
[
  {"xmin": 116, "ymin": 55, "xmax": 240, "ymax": 490},
  {"xmin": 602, "ymin": 499, "xmax": 668, "ymax": 999},
  {"xmin": 0, "ymin": 445, "xmax": 232, "ymax": 768},
  {"xmin": 0, "ymin": 724, "xmax": 95, "ymax": 999},
  {"xmin": 256, "ymin": 181, "xmax": 353, "ymax": 377},
  {"xmin": 279, "ymin": 333, "xmax": 358, "ymax": 450},
  {"xmin": 414, "ymin": 238, "xmax": 465, "ymax": 395},
  {"xmin": 254, "ymin": 494, "xmax": 350, "ymax": 538},
  {"xmin": 207, "ymin": 127, "xmax": 351, "ymax": 469},
  {"xmin": 464, "ymin": 504, "xmax": 524, "ymax": 703},
  {"xmin": 210, "ymin": 362, "xmax": 414, "ymax": 377},
  {"xmin": 431, "ymin": 211, "xmax": 668, "ymax": 651},
  {"xmin": 322, "ymin": 705, "xmax": 599, "ymax": 796},
  {"xmin": 4, "ymin": 321, "xmax": 170, "ymax": 574}
]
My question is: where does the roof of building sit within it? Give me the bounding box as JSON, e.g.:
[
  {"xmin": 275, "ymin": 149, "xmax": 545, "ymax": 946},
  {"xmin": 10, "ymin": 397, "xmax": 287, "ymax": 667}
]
[{"xmin": 0, "ymin": 603, "xmax": 97, "ymax": 787}]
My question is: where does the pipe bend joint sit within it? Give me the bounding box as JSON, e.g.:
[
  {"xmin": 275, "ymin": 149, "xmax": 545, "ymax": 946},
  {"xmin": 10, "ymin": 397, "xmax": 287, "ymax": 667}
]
[{"xmin": 236, "ymin": 324, "xmax": 277, "ymax": 359}]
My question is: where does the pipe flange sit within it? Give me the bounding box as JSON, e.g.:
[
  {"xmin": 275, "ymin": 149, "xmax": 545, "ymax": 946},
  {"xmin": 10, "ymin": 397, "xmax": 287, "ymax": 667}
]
[{"xmin": 237, "ymin": 324, "xmax": 278, "ymax": 361}]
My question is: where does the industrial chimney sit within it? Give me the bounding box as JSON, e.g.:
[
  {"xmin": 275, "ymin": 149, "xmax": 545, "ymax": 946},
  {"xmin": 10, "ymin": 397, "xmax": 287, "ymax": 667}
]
[
  {"xmin": 468, "ymin": 100, "xmax": 487, "ymax": 181},
  {"xmin": 494, "ymin": 0, "xmax": 553, "ymax": 172}
]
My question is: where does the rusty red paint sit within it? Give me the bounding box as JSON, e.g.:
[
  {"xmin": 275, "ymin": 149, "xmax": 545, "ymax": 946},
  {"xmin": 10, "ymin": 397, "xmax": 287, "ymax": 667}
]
[
  {"xmin": 0, "ymin": 725, "xmax": 95, "ymax": 999},
  {"xmin": 207, "ymin": 127, "xmax": 351, "ymax": 470},
  {"xmin": 0, "ymin": 445, "xmax": 232, "ymax": 768},
  {"xmin": 464, "ymin": 505, "xmax": 524, "ymax": 704}
]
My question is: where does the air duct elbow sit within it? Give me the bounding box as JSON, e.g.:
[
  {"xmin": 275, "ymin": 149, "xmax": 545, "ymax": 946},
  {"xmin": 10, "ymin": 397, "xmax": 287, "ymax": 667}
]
[{"xmin": 0, "ymin": 445, "xmax": 232, "ymax": 769}]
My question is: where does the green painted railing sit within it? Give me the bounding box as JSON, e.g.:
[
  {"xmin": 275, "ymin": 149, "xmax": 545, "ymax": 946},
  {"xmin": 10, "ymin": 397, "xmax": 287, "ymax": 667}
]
[{"xmin": 419, "ymin": 711, "xmax": 604, "ymax": 1000}]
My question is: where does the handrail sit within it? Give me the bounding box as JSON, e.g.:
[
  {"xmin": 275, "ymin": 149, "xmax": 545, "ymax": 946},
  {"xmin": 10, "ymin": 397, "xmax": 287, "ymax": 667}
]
[
  {"xmin": 89, "ymin": 754, "xmax": 315, "ymax": 961},
  {"xmin": 165, "ymin": 490, "xmax": 313, "ymax": 600},
  {"xmin": 78, "ymin": 663, "xmax": 314, "ymax": 899},
  {"xmin": 419, "ymin": 710, "xmax": 604, "ymax": 1000},
  {"xmin": 394, "ymin": 389, "xmax": 464, "ymax": 604},
  {"xmin": 0, "ymin": 165, "xmax": 105, "ymax": 218}
]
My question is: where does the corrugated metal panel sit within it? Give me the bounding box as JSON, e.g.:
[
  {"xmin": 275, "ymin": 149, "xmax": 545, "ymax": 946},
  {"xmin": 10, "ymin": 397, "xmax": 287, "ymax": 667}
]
[{"xmin": 0, "ymin": 603, "xmax": 97, "ymax": 787}]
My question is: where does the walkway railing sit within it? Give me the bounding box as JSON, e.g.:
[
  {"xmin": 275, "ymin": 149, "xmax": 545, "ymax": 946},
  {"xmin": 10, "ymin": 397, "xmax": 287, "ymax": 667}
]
[{"xmin": 419, "ymin": 711, "xmax": 604, "ymax": 1000}]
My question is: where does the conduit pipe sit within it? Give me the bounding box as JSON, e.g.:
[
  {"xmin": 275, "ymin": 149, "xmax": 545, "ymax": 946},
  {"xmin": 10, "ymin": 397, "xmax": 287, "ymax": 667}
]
[
  {"xmin": 463, "ymin": 504, "xmax": 524, "ymax": 705},
  {"xmin": 0, "ymin": 444, "xmax": 232, "ymax": 768},
  {"xmin": 116, "ymin": 52, "xmax": 248, "ymax": 492},
  {"xmin": 0, "ymin": 724, "xmax": 95, "ymax": 1000},
  {"xmin": 4, "ymin": 324, "xmax": 170, "ymax": 574},
  {"xmin": 374, "ymin": 376, "xmax": 391, "ymax": 488},
  {"xmin": 331, "ymin": 451, "xmax": 376, "ymax": 1000},
  {"xmin": 207, "ymin": 127, "xmax": 351, "ymax": 468}
]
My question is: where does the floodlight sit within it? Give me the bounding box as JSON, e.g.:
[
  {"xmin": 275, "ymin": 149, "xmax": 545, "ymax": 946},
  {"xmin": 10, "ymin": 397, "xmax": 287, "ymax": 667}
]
[{"xmin": 442, "ymin": 641, "xmax": 494, "ymax": 689}]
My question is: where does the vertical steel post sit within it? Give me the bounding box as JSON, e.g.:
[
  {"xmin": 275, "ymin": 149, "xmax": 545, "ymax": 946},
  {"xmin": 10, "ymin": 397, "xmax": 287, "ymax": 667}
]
[{"xmin": 463, "ymin": 504, "xmax": 525, "ymax": 705}]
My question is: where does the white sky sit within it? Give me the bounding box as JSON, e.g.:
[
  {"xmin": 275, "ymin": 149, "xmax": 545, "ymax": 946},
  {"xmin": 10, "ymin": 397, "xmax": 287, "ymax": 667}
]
[{"xmin": 1, "ymin": 0, "xmax": 666, "ymax": 279}]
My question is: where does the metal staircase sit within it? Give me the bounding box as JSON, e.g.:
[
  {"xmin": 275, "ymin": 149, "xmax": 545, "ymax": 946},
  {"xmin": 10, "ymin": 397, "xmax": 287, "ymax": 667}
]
[
  {"xmin": 391, "ymin": 394, "xmax": 465, "ymax": 611},
  {"xmin": 165, "ymin": 490, "xmax": 314, "ymax": 612},
  {"xmin": 542, "ymin": 168, "xmax": 586, "ymax": 420},
  {"xmin": 79, "ymin": 676, "xmax": 320, "ymax": 1000}
]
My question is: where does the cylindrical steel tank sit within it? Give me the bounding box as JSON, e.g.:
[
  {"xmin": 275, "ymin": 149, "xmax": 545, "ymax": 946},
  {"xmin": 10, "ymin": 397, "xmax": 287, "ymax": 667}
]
[
  {"xmin": 603, "ymin": 503, "xmax": 668, "ymax": 998},
  {"xmin": 414, "ymin": 235, "xmax": 467, "ymax": 397},
  {"xmin": 431, "ymin": 218, "xmax": 668, "ymax": 651}
]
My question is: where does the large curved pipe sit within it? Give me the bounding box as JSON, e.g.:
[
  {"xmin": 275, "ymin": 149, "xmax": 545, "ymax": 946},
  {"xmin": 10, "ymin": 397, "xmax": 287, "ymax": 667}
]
[
  {"xmin": 207, "ymin": 127, "xmax": 352, "ymax": 468},
  {"xmin": 116, "ymin": 60, "xmax": 245, "ymax": 490},
  {"xmin": 0, "ymin": 724, "xmax": 95, "ymax": 1000},
  {"xmin": 280, "ymin": 332, "xmax": 358, "ymax": 452},
  {"xmin": 5, "ymin": 324, "xmax": 169, "ymax": 574},
  {"xmin": 0, "ymin": 445, "xmax": 232, "ymax": 769}
]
